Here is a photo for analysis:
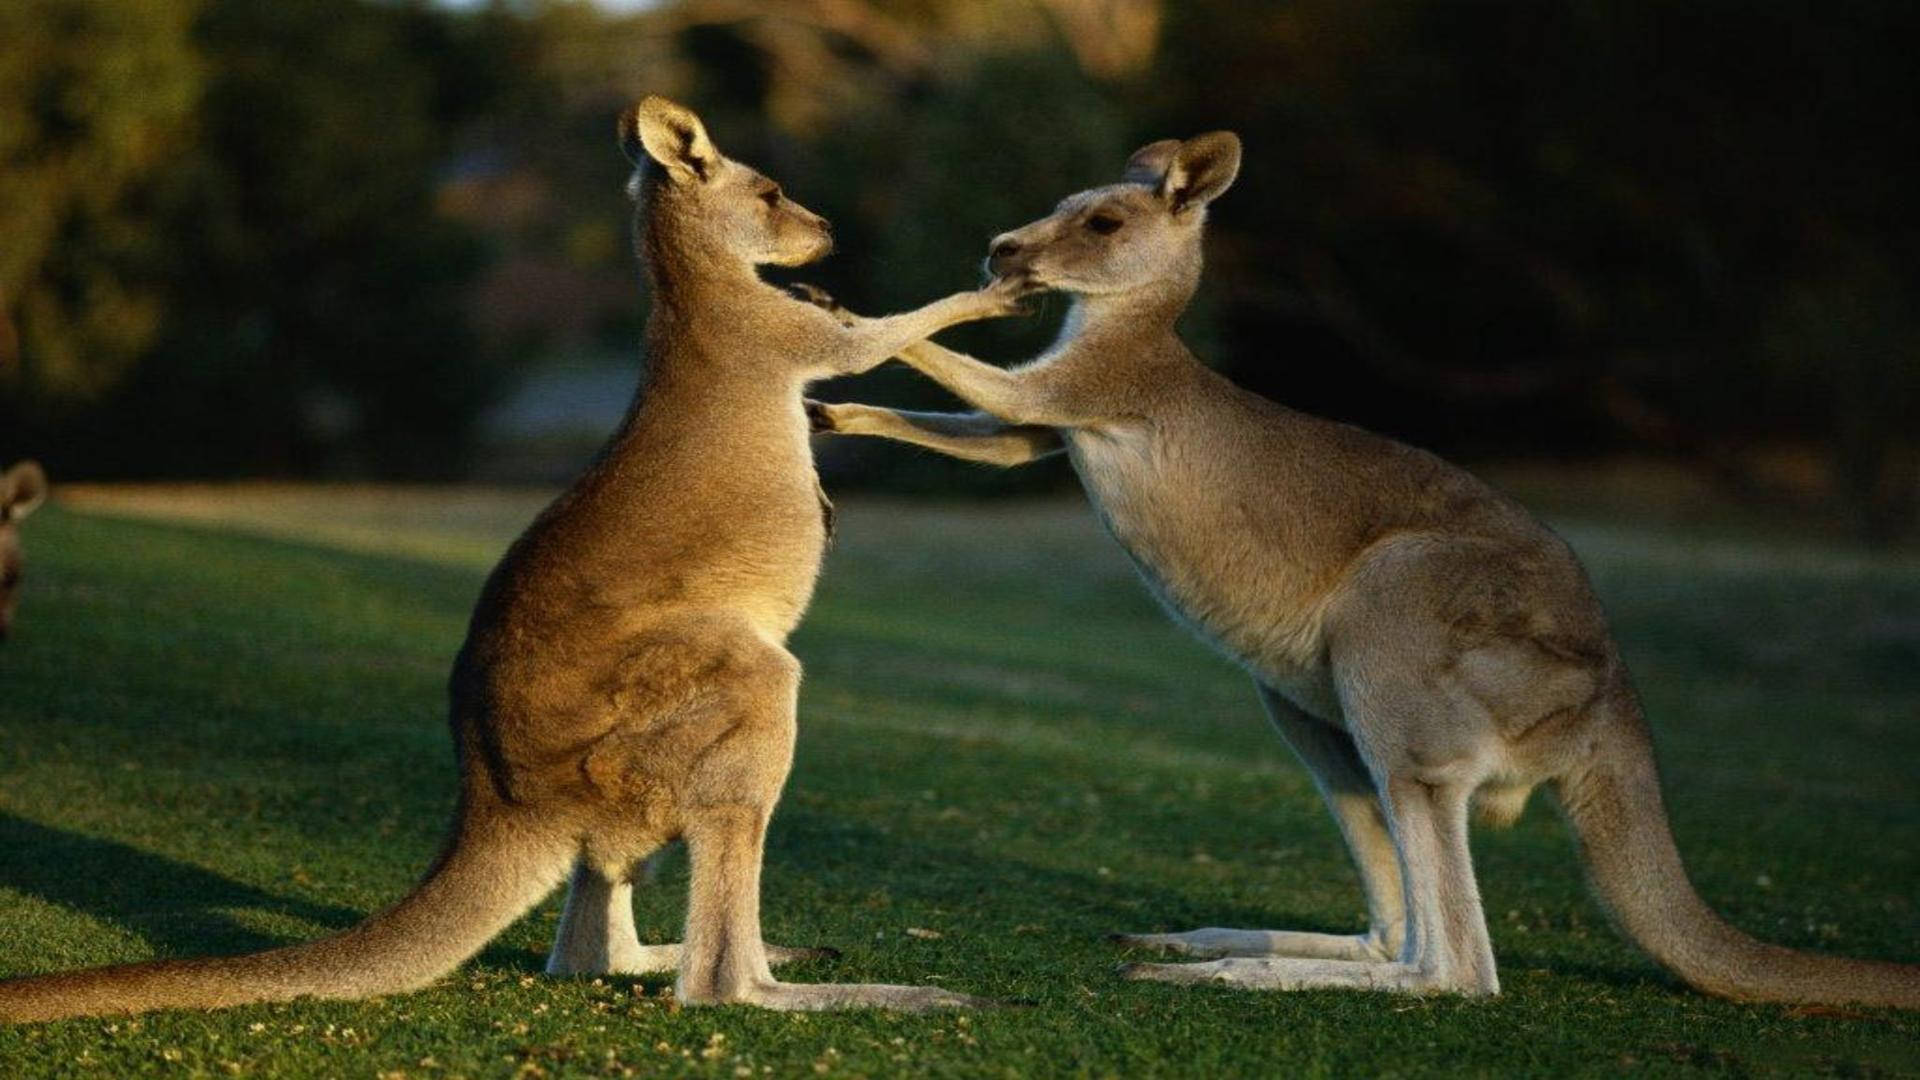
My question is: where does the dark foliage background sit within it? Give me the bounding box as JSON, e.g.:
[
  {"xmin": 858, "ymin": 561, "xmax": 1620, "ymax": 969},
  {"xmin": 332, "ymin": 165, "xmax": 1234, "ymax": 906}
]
[{"xmin": 1, "ymin": 0, "xmax": 1914, "ymax": 534}]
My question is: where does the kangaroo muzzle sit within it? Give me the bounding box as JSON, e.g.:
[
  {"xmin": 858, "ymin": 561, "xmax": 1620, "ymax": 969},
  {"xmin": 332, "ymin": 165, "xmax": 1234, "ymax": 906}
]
[{"xmin": 986, "ymin": 233, "xmax": 1033, "ymax": 281}]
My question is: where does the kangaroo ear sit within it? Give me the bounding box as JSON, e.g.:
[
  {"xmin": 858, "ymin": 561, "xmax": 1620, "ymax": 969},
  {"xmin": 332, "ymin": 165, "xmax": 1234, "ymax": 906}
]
[
  {"xmin": 2, "ymin": 461, "xmax": 47, "ymax": 522},
  {"xmin": 621, "ymin": 96, "xmax": 719, "ymax": 185},
  {"xmin": 1160, "ymin": 132, "xmax": 1241, "ymax": 214},
  {"xmin": 1121, "ymin": 139, "xmax": 1183, "ymax": 187}
]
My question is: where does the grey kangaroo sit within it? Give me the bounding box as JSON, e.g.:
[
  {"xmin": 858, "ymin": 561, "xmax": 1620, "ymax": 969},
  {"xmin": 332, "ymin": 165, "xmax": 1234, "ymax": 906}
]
[
  {"xmin": 0, "ymin": 97, "xmax": 1027, "ymax": 1023},
  {"xmin": 809, "ymin": 133, "xmax": 1920, "ymax": 1006}
]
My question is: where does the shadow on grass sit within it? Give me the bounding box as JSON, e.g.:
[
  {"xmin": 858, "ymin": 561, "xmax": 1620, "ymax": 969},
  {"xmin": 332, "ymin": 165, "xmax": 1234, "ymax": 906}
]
[
  {"xmin": 0, "ymin": 795, "xmax": 1697, "ymax": 1002},
  {"xmin": 764, "ymin": 808, "xmax": 1737, "ymax": 1002},
  {"xmin": 0, "ymin": 811, "xmax": 555, "ymax": 978},
  {"xmin": 768, "ymin": 806, "xmax": 1387, "ymax": 977},
  {"xmin": 0, "ymin": 813, "xmax": 365, "ymax": 960}
]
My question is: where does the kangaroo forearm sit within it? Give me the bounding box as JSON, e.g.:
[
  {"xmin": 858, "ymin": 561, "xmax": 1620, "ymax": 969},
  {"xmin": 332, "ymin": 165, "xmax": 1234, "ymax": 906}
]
[
  {"xmin": 832, "ymin": 404, "xmax": 1063, "ymax": 467},
  {"xmin": 894, "ymin": 341, "xmax": 1076, "ymax": 425},
  {"xmin": 833, "ymin": 292, "xmax": 1000, "ymax": 375}
]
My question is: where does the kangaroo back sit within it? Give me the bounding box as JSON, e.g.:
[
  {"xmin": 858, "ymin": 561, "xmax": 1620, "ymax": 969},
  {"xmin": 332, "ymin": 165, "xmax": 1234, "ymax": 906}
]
[{"xmin": 1556, "ymin": 687, "xmax": 1920, "ymax": 1008}]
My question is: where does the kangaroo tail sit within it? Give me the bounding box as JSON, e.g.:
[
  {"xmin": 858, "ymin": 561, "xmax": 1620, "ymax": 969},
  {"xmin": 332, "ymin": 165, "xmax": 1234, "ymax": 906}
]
[
  {"xmin": 0, "ymin": 803, "xmax": 574, "ymax": 1023},
  {"xmin": 1554, "ymin": 688, "xmax": 1920, "ymax": 1008}
]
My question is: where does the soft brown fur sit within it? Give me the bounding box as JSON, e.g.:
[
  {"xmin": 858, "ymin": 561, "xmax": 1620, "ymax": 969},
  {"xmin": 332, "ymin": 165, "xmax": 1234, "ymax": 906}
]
[
  {"xmin": 811, "ymin": 134, "xmax": 1920, "ymax": 1007},
  {"xmin": 0, "ymin": 97, "xmax": 1025, "ymax": 1023},
  {"xmin": 0, "ymin": 460, "xmax": 48, "ymax": 641}
]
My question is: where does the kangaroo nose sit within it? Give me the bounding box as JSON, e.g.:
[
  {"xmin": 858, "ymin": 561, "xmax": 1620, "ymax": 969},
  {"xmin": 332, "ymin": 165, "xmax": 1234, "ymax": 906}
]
[{"xmin": 987, "ymin": 236, "xmax": 1030, "ymax": 278}]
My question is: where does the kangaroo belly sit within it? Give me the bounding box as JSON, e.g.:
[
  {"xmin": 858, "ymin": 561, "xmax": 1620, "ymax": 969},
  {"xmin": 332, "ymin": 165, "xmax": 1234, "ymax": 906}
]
[{"xmin": 1068, "ymin": 429, "xmax": 1338, "ymax": 719}]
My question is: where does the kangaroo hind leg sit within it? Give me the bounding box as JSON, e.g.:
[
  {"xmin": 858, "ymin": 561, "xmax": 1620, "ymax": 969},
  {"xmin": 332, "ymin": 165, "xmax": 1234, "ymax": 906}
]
[
  {"xmin": 1121, "ymin": 772, "xmax": 1496, "ymax": 994},
  {"xmin": 1113, "ymin": 684, "xmax": 1405, "ymax": 963},
  {"xmin": 547, "ymin": 853, "xmax": 839, "ymax": 976},
  {"xmin": 548, "ymin": 856, "xmax": 666, "ymax": 975},
  {"xmin": 1125, "ymin": 621, "xmax": 1501, "ymax": 994},
  {"xmin": 665, "ymin": 627, "xmax": 987, "ymax": 1011}
]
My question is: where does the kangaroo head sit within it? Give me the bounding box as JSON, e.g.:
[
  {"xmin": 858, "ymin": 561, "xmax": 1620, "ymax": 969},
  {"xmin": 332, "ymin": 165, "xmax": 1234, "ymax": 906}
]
[
  {"xmin": 619, "ymin": 96, "xmax": 833, "ymax": 269},
  {"xmin": 0, "ymin": 461, "xmax": 48, "ymax": 641},
  {"xmin": 985, "ymin": 132, "xmax": 1241, "ymax": 298}
]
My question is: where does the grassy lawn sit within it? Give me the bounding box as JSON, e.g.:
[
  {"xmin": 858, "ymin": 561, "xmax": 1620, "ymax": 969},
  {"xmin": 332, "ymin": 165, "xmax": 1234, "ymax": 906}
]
[{"xmin": 1, "ymin": 482, "xmax": 1917, "ymax": 1077}]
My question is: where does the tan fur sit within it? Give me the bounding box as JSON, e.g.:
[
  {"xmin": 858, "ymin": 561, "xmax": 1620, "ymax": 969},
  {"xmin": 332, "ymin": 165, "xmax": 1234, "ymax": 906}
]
[
  {"xmin": 0, "ymin": 460, "xmax": 48, "ymax": 642},
  {"xmin": 812, "ymin": 134, "xmax": 1920, "ymax": 1007},
  {"xmin": 0, "ymin": 98, "xmax": 1025, "ymax": 1023}
]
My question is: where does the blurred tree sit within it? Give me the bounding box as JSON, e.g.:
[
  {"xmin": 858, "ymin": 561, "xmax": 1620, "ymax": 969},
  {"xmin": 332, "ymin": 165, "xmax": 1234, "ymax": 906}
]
[
  {"xmin": 4, "ymin": 0, "xmax": 1912, "ymax": 531},
  {"xmin": 1763, "ymin": 244, "xmax": 1919, "ymax": 540},
  {"xmin": 114, "ymin": 0, "xmax": 505, "ymax": 477},
  {"xmin": 3, "ymin": 0, "xmax": 517, "ymax": 478},
  {"xmin": 1147, "ymin": 0, "xmax": 1920, "ymax": 536},
  {"xmin": 0, "ymin": 0, "xmax": 202, "ymax": 397}
]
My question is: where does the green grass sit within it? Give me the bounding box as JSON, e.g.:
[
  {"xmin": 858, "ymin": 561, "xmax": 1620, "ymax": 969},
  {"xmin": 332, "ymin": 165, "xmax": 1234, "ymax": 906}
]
[{"xmin": 2, "ymin": 486, "xmax": 1917, "ymax": 1077}]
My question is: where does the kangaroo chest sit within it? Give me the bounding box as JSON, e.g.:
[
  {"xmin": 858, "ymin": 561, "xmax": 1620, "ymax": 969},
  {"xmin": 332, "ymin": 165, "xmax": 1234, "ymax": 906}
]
[{"xmin": 1066, "ymin": 425, "xmax": 1341, "ymax": 720}]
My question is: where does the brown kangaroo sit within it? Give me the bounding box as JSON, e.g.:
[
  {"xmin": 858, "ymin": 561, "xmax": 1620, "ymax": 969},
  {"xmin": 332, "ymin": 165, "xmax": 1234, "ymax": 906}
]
[
  {"xmin": 0, "ymin": 97, "xmax": 1027, "ymax": 1023},
  {"xmin": 809, "ymin": 133, "xmax": 1920, "ymax": 1007},
  {"xmin": 0, "ymin": 460, "xmax": 48, "ymax": 641}
]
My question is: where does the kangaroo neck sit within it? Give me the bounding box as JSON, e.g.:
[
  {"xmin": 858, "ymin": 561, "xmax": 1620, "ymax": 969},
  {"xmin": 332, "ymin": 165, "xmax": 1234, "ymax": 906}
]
[
  {"xmin": 637, "ymin": 230, "xmax": 789, "ymax": 398},
  {"xmin": 644, "ymin": 235, "xmax": 761, "ymax": 328},
  {"xmin": 1058, "ymin": 285, "xmax": 1188, "ymax": 356},
  {"xmin": 631, "ymin": 300, "xmax": 801, "ymax": 426},
  {"xmin": 579, "ymin": 222, "xmax": 804, "ymax": 475}
]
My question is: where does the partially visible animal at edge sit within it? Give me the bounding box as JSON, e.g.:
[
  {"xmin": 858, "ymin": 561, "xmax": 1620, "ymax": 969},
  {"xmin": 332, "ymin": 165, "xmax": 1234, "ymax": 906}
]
[{"xmin": 0, "ymin": 460, "xmax": 48, "ymax": 642}]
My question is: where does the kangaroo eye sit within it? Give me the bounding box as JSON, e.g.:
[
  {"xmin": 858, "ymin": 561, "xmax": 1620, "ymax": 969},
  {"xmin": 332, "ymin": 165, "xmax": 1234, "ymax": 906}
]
[
  {"xmin": 761, "ymin": 187, "xmax": 782, "ymax": 207},
  {"xmin": 1085, "ymin": 214, "xmax": 1123, "ymax": 235}
]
